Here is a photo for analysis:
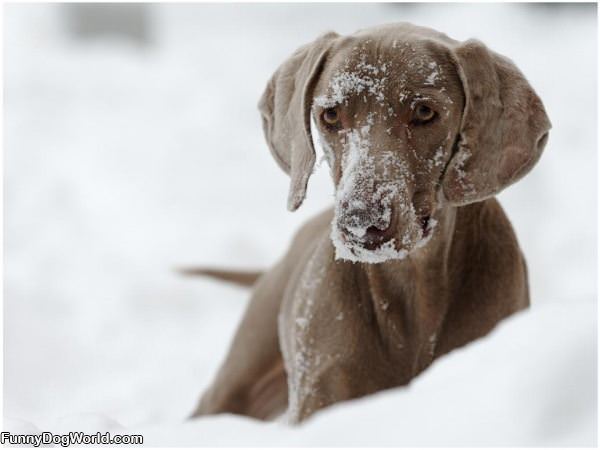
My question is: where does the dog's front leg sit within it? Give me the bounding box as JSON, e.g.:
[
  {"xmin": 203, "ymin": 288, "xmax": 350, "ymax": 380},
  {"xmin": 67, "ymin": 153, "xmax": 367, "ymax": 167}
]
[
  {"xmin": 191, "ymin": 261, "xmax": 292, "ymax": 421},
  {"xmin": 282, "ymin": 313, "xmax": 403, "ymax": 424}
]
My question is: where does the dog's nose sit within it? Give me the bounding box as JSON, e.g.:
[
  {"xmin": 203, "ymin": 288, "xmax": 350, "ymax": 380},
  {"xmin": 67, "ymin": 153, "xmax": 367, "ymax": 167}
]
[
  {"xmin": 362, "ymin": 223, "xmax": 394, "ymax": 249},
  {"xmin": 338, "ymin": 205, "xmax": 394, "ymax": 249}
]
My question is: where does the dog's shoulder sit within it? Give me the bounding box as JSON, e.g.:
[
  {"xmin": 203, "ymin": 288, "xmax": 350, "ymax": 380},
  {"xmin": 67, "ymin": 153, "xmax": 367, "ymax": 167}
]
[
  {"xmin": 455, "ymin": 197, "xmax": 519, "ymax": 247},
  {"xmin": 450, "ymin": 197, "xmax": 527, "ymax": 304}
]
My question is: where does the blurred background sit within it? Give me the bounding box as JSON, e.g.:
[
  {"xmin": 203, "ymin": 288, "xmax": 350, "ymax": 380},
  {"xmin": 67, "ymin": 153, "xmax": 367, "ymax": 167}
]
[{"xmin": 4, "ymin": 2, "xmax": 597, "ymax": 445}]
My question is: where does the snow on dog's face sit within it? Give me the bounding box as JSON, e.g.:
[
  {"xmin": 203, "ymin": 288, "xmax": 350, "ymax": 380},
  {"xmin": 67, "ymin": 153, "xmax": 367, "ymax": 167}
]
[
  {"xmin": 258, "ymin": 24, "xmax": 550, "ymax": 264},
  {"xmin": 312, "ymin": 39, "xmax": 464, "ymax": 262}
]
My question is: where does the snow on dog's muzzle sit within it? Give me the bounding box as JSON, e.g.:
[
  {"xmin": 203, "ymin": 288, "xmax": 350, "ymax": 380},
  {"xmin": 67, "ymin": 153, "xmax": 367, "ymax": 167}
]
[
  {"xmin": 328, "ymin": 124, "xmax": 438, "ymax": 263},
  {"xmin": 336, "ymin": 200, "xmax": 395, "ymax": 250},
  {"xmin": 331, "ymin": 191, "xmax": 412, "ymax": 263}
]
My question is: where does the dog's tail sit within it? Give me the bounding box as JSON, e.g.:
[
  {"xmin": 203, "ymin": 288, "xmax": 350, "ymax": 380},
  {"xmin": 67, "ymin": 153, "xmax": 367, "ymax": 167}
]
[{"xmin": 177, "ymin": 267, "xmax": 263, "ymax": 287}]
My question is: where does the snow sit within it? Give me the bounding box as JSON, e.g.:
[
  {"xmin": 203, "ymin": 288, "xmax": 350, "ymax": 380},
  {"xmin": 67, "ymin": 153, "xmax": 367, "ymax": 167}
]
[
  {"xmin": 3, "ymin": 2, "xmax": 597, "ymax": 447},
  {"xmin": 451, "ymin": 148, "xmax": 474, "ymax": 193},
  {"xmin": 424, "ymin": 61, "xmax": 441, "ymax": 86},
  {"xmin": 314, "ymin": 55, "xmax": 389, "ymax": 108}
]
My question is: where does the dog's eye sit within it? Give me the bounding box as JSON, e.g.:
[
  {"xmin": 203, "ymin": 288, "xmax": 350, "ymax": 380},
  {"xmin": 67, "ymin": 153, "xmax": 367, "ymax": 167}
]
[
  {"xmin": 321, "ymin": 108, "xmax": 340, "ymax": 128},
  {"xmin": 412, "ymin": 104, "xmax": 437, "ymax": 124}
]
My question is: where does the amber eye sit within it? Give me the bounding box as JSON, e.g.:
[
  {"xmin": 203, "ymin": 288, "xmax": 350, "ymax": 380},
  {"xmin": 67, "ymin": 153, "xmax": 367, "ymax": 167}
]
[
  {"xmin": 321, "ymin": 108, "xmax": 340, "ymax": 127},
  {"xmin": 413, "ymin": 104, "xmax": 436, "ymax": 124}
]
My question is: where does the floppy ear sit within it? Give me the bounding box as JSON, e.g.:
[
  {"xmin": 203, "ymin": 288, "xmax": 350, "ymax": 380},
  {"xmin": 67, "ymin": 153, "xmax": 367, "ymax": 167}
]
[
  {"xmin": 442, "ymin": 39, "xmax": 551, "ymax": 205},
  {"xmin": 258, "ymin": 32, "xmax": 339, "ymax": 211}
]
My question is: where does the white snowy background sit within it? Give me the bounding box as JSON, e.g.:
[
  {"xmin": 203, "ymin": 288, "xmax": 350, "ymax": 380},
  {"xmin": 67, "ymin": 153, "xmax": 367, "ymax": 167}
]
[{"xmin": 4, "ymin": 3, "xmax": 597, "ymax": 447}]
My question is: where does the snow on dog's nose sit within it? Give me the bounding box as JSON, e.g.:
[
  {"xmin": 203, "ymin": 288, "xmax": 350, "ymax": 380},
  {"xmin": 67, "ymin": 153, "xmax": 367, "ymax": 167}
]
[{"xmin": 336, "ymin": 201, "xmax": 395, "ymax": 250}]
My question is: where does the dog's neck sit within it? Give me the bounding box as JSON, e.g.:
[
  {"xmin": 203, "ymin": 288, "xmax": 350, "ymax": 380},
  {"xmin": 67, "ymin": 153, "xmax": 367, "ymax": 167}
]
[{"xmin": 357, "ymin": 204, "xmax": 458, "ymax": 367}]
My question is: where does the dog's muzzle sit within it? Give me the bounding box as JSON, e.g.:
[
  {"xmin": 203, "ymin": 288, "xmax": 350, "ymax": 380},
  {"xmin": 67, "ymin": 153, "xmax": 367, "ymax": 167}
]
[{"xmin": 336, "ymin": 202, "xmax": 395, "ymax": 250}]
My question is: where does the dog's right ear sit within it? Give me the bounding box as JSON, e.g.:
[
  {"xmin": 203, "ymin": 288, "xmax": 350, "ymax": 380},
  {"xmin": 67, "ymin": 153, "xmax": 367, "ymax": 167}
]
[{"xmin": 258, "ymin": 32, "xmax": 339, "ymax": 211}]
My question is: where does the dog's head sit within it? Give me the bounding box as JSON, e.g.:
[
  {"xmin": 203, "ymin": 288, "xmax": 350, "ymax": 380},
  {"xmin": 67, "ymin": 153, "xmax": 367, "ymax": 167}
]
[{"xmin": 259, "ymin": 23, "xmax": 550, "ymax": 263}]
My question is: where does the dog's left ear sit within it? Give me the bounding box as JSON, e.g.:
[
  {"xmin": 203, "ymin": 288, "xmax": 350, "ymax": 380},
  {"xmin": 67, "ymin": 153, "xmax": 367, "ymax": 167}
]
[
  {"xmin": 442, "ymin": 39, "xmax": 551, "ymax": 205},
  {"xmin": 258, "ymin": 32, "xmax": 339, "ymax": 211}
]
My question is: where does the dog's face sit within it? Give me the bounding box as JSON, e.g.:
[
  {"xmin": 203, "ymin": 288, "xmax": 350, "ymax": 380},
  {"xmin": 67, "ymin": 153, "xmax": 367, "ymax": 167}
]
[
  {"xmin": 259, "ymin": 24, "xmax": 550, "ymax": 263},
  {"xmin": 312, "ymin": 39, "xmax": 465, "ymax": 262}
]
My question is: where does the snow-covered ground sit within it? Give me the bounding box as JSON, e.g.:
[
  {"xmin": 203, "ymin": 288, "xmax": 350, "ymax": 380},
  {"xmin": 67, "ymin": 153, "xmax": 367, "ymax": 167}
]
[{"xmin": 4, "ymin": 3, "xmax": 597, "ymax": 446}]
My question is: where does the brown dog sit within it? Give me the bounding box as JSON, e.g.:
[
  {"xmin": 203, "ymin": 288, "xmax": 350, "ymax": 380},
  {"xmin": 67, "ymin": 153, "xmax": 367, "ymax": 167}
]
[{"xmin": 190, "ymin": 23, "xmax": 550, "ymax": 424}]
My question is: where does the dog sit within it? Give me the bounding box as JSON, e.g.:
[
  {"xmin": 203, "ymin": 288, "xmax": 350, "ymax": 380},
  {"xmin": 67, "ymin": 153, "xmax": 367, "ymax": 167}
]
[{"xmin": 188, "ymin": 23, "xmax": 550, "ymax": 424}]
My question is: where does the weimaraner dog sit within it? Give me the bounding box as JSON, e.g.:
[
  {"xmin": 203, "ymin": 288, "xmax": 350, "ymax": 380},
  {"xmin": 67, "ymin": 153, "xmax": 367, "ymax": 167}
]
[{"xmin": 188, "ymin": 23, "xmax": 550, "ymax": 424}]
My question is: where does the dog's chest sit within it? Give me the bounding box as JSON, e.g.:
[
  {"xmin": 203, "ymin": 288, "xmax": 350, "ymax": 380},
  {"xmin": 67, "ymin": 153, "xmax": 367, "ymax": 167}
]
[{"xmin": 277, "ymin": 238, "xmax": 444, "ymax": 421}]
